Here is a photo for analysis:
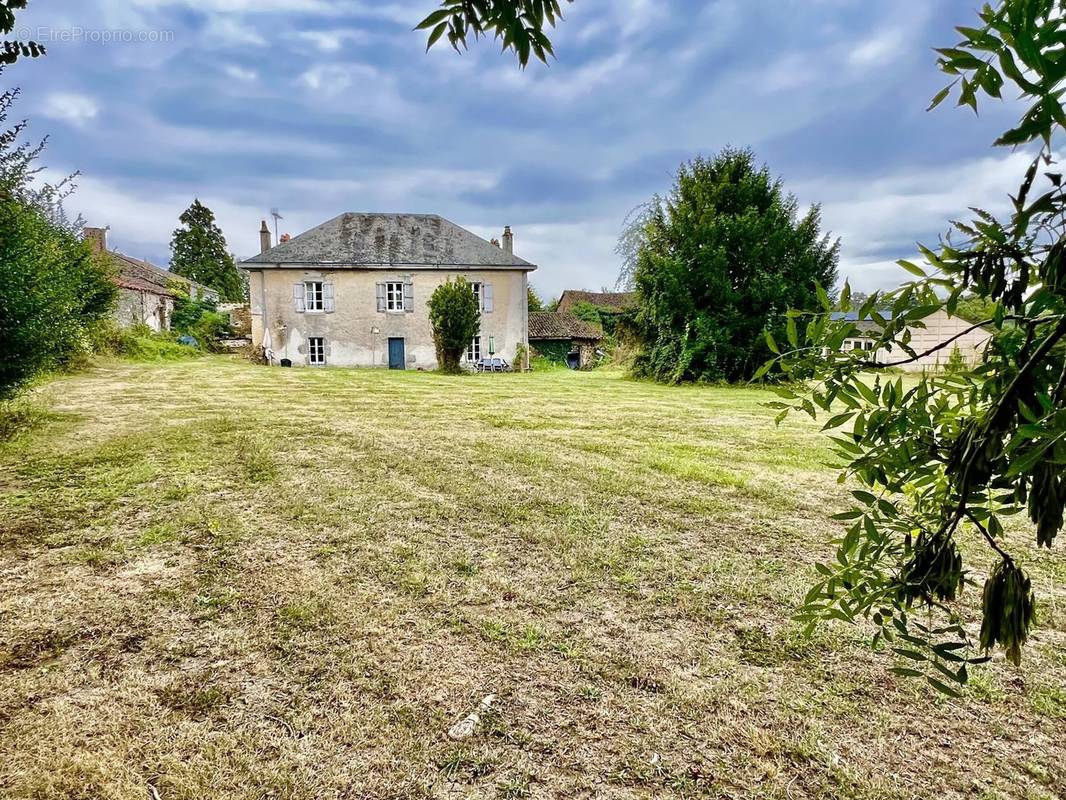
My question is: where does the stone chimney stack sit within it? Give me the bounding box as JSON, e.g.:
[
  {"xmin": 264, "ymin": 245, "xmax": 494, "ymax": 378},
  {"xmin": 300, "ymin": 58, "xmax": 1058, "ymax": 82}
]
[
  {"xmin": 502, "ymin": 225, "xmax": 513, "ymax": 256},
  {"xmin": 260, "ymin": 220, "xmax": 272, "ymax": 254},
  {"xmin": 84, "ymin": 226, "xmax": 107, "ymax": 254}
]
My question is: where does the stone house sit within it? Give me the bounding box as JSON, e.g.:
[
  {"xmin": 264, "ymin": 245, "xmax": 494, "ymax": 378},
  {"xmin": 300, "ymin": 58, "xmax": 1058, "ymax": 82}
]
[
  {"xmin": 84, "ymin": 227, "xmax": 219, "ymax": 332},
  {"xmin": 242, "ymin": 213, "xmax": 536, "ymax": 370},
  {"xmin": 528, "ymin": 312, "xmax": 603, "ymax": 369},
  {"xmin": 831, "ymin": 309, "xmax": 991, "ymax": 371}
]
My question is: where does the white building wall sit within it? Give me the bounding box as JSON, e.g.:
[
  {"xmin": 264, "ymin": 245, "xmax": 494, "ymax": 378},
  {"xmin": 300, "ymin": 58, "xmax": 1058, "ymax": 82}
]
[{"xmin": 848, "ymin": 310, "xmax": 992, "ymax": 372}]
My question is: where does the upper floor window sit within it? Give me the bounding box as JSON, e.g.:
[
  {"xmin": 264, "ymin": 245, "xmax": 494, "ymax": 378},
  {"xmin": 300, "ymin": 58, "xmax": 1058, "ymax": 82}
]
[
  {"xmin": 294, "ymin": 280, "xmax": 333, "ymax": 313},
  {"xmin": 305, "ymin": 281, "xmax": 324, "ymax": 312},
  {"xmin": 386, "ymin": 282, "xmax": 405, "ymax": 312},
  {"xmin": 471, "ymin": 282, "xmax": 494, "ymax": 313}
]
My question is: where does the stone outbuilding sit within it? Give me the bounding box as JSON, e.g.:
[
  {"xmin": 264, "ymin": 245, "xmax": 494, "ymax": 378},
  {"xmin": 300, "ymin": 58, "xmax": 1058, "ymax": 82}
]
[
  {"xmin": 528, "ymin": 312, "xmax": 603, "ymax": 369},
  {"xmin": 84, "ymin": 227, "xmax": 219, "ymax": 332}
]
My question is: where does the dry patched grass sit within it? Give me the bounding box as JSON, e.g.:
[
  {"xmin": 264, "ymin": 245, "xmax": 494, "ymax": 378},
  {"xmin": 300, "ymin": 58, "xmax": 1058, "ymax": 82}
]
[{"xmin": 0, "ymin": 358, "xmax": 1063, "ymax": 799}]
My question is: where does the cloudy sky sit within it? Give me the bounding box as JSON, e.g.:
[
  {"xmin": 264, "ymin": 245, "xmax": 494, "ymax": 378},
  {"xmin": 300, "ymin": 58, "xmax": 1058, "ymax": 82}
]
[{"xmin": 9, "ymin": 0, "xmax": 1028, "ymax": 299}]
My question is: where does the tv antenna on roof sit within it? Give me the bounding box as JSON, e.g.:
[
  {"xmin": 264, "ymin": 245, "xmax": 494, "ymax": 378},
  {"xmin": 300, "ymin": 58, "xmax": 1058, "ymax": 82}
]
[{"xmin": 270, "ymin": 208, "xmax": 284, "ymax": 243}]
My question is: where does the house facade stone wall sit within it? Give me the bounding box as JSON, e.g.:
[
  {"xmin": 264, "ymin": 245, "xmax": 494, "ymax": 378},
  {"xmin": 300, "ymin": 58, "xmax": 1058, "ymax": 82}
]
[{"xmin": 248, "ymin": 267, "xmax": 529, "ymax": 369}]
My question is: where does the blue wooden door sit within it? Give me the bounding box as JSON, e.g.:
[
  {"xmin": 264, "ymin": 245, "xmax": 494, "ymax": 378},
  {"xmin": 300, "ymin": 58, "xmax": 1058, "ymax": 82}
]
[{"xmin": 388, "ymin": 338, "xmax": 405, "ymax": 370}]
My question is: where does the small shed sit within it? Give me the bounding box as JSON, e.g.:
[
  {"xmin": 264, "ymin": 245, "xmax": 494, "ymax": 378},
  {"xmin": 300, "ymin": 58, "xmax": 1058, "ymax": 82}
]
[{"xmin": 528, "ymin": 312, "xmax": 603, "ymax": 369}]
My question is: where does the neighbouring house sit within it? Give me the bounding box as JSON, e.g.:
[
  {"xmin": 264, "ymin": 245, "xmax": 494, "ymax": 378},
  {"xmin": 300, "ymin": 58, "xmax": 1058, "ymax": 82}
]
[
  {"xmin": 831, "ymin": 309, "xmax": 992, "ymax": 371},
  {"xmin": 242, "ymin": 213, "xmax": 536, "ymax": 370},
  {"xmin": 528, "ymin": 311, "xmax": 603, "ymax": 369},
  {"xmin": 84, "ymin": 227, "xmax": 220, "ymax": 332}
]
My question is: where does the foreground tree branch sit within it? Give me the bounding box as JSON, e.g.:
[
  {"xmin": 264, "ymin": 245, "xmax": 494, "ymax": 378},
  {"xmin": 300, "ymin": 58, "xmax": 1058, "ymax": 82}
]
[{"xmin": 766, "ymin": 0, "xmax": 1066, "ymax": 691}]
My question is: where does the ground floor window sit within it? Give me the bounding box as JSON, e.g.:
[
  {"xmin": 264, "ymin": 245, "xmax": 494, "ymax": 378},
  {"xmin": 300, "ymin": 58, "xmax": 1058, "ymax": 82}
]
[
  {"xmin": 844, "ymin": 339, "xmax": 875, "ymax": 352},
  {"xmin": 308, "ymin": 337, "xmax": 326, "ymax": 366},
  {"xmin": 466, "ymin": 336, "xmax": 482, "ymax": 362}
]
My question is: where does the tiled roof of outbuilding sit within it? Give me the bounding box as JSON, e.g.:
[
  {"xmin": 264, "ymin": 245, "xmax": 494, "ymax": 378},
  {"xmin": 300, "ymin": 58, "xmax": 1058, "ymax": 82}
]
[
  {"xmin": 110, "ymin": 252, "xmax": 217, "ymax": 299},
  {"xmin": 528, "ymin": 312, "xmax": 602, "ymax": 341}
]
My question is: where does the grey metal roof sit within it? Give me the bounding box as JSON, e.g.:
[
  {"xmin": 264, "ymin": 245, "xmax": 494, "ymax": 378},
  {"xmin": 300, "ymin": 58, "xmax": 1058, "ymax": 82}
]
[{"xmin": 243, "ymin": 213, "xmax": 536, "ymax": 270}]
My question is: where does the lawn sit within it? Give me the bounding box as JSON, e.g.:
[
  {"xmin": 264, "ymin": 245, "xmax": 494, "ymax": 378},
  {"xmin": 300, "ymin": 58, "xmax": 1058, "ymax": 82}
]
[{"xmin": 0, "ymin": 358, "xmax": 1063, "ymax": 799}]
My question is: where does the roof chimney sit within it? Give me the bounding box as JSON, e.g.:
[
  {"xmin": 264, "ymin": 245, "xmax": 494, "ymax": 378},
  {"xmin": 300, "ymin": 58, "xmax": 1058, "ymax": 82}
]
[
  {"xmin": 502, "ymin": 225, "xmax": 513, "ymax": 256},
  {"xmin": 84, "ymin": 226, "xmax": 108, "ymax": 254},
  {"xmin": 260, "ymin": 220, "xmax": 272, "ymax": 254}
]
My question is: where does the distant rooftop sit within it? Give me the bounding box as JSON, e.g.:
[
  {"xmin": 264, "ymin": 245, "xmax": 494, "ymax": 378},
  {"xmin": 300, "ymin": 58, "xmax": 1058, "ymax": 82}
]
[{"xmin": 558, "ymin": 290, "xmax": 637, "ymax": 314}]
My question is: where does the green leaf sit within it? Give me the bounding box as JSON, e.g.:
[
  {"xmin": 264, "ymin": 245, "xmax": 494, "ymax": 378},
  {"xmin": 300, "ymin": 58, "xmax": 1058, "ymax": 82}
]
[
  {"xmin": 927, "ymin": 676, "xmax": 963, "ymax": 698},
  {"xmin": 889, "ymin": 667, "xmax": 924, "ymax": 678},
  {"xmin": 426, "ymin": 20, "xmax": 449, "ymax": 50},
  {"xmin": 815, "ymin": 282, "xmax": 831, "ymax": 311},
  {"xmin": 416, "ymin": 8, "xmax": 452, "ymax": 30},
  {"xmin": 927, "ymin": 85, "xmax": 953, "ymax": 111},
  {"xmin": 897, "ymin": 259, "xmax": 928, "ymax": 278}
]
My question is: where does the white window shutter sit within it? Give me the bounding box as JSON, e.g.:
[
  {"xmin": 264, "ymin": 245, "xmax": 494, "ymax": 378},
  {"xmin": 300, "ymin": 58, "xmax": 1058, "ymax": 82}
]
[
  {"xmin": 323, "ymin": 282, "xmax": 335, "ymax": 313},
  {"xmin": 483, "ymin": 283, "xmax": 494, "ymax": 313},
  {"xmin": 376, "ymin": 283, "xmax": 386, "ymax": 313},
  {"xmin": 293, "ymin": 283, "xmax": 306, "ymax": 312},
  {"xmin": 403, "ymin": 282, "xmax": 414, "ymax": 313}
]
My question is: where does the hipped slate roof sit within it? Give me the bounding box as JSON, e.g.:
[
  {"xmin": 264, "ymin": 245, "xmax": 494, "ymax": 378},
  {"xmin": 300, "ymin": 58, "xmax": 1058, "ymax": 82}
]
[
  {"xmin": 243, "ymin": 213, "xmax": 536, "ymax": 270},
  {"xmin": 528, "ymin": 312, "xmax": 603, "ymax": 341}
]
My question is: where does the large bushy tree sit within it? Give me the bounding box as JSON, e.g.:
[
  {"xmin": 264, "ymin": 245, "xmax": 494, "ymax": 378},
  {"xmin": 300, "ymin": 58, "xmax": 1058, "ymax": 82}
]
[
  {"xmin": 0, "ymin": 78, "xmax": 114, "ymax": 400},
  {"xmin": 0, "ymin": 202, "xmax": 113, "ymax": 398},
  {"xmin": 170, "ymin": 200, "xmax": 245, "ymax": 302},
  {"xmin": 767, "ymin": 0, "xmax": 1066, "ymax": 689},
  {"xmin": 631, "ymin": 148, "xmax": 839, "ymax": 383},
  {"xmin": 428, "ymin": 278, "xmax": 480, "ymax": 374}
]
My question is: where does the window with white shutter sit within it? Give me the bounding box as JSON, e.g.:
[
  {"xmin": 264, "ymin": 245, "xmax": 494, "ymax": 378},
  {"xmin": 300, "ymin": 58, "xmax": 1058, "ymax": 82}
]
[
  {"xmin": 323, "ymin": 282, "xmax": 335, "ymax": 313},
  {"xmin": 483, "ymin": 283, "xmax": 494, "ymax": 313},
  {"xmin": 293, "ymin": 283, "xmax": 306, "ymax": 312}
]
